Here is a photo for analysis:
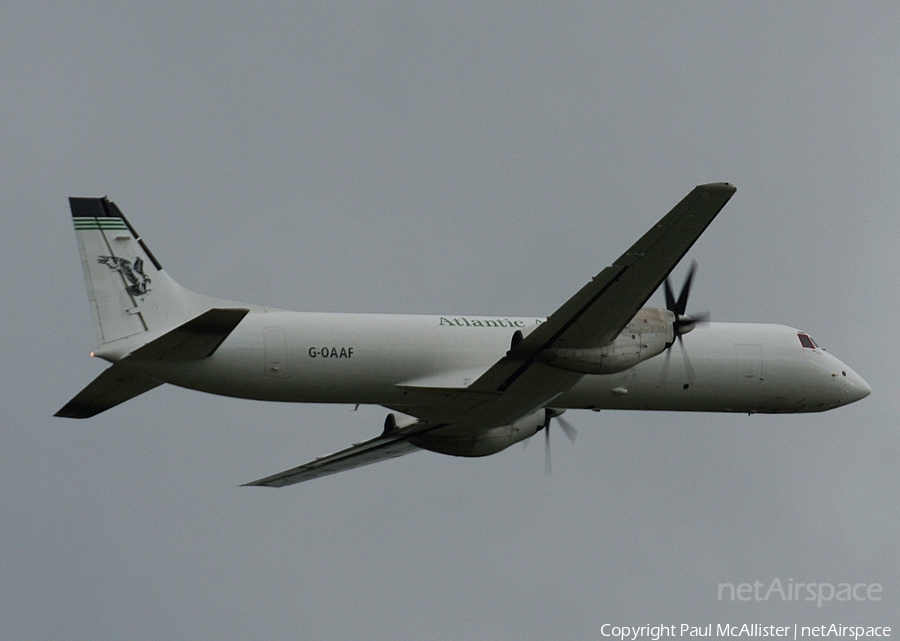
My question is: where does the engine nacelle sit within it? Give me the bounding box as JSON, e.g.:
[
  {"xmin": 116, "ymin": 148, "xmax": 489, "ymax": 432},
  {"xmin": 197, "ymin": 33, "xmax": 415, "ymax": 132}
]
[
  {"xmin": 409, "ymin": 408, "xmax": 547, "ymax": 457},
  {"xmin": 535, "ymin": 307, "xmax": 674, "ymax": 374}
]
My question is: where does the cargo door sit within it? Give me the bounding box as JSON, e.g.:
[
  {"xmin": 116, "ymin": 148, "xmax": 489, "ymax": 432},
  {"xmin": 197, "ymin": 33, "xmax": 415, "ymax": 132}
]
[
  {"xmin": 263, "ymin": 326, "xmax": 290, "ymax": 378},
  {"xmin": 735, "ymin": 344, "xmax": 762, "ymax": 381}
]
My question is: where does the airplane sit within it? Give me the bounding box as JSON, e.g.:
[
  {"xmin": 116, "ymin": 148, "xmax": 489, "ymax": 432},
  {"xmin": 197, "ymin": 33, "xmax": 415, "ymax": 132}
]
[{"xmin": 56, "ymin": 183, "xmax": 871, "ymax": 487}]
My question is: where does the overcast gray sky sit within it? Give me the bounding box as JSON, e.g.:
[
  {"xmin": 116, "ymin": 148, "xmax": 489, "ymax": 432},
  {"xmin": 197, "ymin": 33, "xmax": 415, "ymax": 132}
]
[{"xmin": 2, "ymin": 3, "xmax": 898, "ymax": 639}]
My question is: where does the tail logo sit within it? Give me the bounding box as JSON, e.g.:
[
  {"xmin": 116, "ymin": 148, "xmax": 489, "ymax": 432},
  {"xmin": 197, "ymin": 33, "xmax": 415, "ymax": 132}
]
[{"xmin": 97, "ymin": 255, "xmax": 152, "ymax": 298}]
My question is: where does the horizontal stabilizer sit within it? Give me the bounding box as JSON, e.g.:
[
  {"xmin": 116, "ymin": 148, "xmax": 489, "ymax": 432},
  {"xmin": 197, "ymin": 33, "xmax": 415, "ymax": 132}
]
[
  {"xmin": 57, "ymin": 308, "xmax": 250, "ymax": 418},
  {"xmin": 55, "ymin": 364, "xmax": 163, "ymax": 418},
  {"xmin": 129, "ymin": 308, "xmax": 249, "ymax": 361}
]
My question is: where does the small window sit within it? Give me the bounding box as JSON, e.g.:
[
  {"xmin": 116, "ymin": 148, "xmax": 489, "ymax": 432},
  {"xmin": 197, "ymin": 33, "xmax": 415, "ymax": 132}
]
[{"xmin": 798, "ymin": 333, "xmax": 815, "ymax": 349}]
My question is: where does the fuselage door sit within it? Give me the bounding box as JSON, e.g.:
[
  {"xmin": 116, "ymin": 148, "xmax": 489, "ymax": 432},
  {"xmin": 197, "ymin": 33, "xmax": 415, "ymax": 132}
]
[
  {"xmin": 735, "ymin": 343, "xmax": 762, "ymax": 382},
  {"xmin": 263, "ymin": 326, "xmax": 290, "ymax": 378}
]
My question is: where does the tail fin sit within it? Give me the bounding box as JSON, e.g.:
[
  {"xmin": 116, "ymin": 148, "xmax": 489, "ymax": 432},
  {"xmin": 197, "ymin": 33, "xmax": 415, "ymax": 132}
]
[{"xmin": 69, "ymin": 197, "xmax": 196, "ymax": 345}]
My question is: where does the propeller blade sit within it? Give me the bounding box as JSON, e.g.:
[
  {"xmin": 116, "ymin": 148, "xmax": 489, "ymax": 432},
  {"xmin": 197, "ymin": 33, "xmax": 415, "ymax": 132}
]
[
  {"xmin": 679, "ymin": 336, "xmax": 696, "ymax": 382},
  {"xmin": 544, "ymin": 424, "xmax": 551, "ymax": 477},
  {"xmin": 666, "ymin": 260, "xmax": 698, "ymax": 321},
  {"xmin": 664, "ymin": 277, "xmax": 677, "ymax": 315},
  {"xmin": 556, "ymin": 416, "xmax": 578, "ymax": 444},
  {"xmin": 661, "ymin": 260, "xmax": 707, "ymax": 385},
  {"xmin": 690, "ymin": 311, "xmax": 710, "ymax": 325},
  {"xmin": 673, "ymin": 260, "xmax": 697, "ymax": 316},
  {"xmin": 536, "ymin": 409, "xmax": 576, "ymax": 476},
  {"xmin": 658, "ymin": 342, "xmax": 673, "ymax": 387}
]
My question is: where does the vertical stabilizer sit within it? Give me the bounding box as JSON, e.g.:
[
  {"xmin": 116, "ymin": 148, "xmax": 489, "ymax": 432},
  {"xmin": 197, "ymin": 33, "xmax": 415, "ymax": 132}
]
[{"xmin": 69, "ymin": 197, "xmax": 195, "ymax": 345}]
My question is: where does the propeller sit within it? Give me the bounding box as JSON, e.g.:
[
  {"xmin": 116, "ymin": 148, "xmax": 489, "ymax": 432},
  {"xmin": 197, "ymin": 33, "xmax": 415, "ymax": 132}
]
[
  {"xmin": 660, "ymin": 260, "xmax": 709, "ymax": 386},
  {"xmin": 540, "ymin": 408, "xmax": 577, "ymax": 476}
]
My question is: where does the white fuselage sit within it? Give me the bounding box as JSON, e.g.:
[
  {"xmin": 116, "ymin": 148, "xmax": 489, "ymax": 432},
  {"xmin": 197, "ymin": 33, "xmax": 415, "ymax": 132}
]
[{"xmin": 111, "ymin": 311, "xmax": 870, "ymax": 415}]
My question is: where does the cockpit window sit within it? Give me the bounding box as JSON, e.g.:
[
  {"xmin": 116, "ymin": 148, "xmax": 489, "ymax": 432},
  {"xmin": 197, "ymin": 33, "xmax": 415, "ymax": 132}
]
[{"xmin": 797, "ymin": 333, "xmax": 817, "ymax": 349}]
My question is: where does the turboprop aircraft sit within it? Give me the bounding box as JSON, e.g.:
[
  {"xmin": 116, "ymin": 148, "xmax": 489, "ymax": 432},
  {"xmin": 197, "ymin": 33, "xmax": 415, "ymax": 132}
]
[{"xmin": 56, "ymin": 183, "xmax": 870, "ymax": 486}]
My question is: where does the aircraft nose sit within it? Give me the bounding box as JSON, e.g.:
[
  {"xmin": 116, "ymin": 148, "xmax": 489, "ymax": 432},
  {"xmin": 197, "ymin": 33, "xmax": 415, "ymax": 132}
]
[{"xmin": 841, "ymin": 366, "xmax": 871, "ymax": 404}]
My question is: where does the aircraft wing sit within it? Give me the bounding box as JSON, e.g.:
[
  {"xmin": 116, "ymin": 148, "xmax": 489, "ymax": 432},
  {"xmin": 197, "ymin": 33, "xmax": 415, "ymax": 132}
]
[
  {"xmin": 471, "ymin": 182, "xmax": 735, "ymax": 391},
  {"xmin": 243, "ymin": 419, "xmax": 443, "ymax": 487},
  {"xmin": 388, "ymin": 182, "xmax": 736, "ymax": 426}
]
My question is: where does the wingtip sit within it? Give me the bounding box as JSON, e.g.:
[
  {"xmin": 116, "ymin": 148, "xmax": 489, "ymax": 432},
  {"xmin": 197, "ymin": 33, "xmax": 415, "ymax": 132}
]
[
  {"xmin": 54, "ymin": 401, "xmax": 95, "ymax": 419},
  {"xmin": 696, "ymin": 182, "xmax": 736, "ymax": 193},
  {"xmin": 240, "ymin": 480, "xmax": 278, "ymax": 488}
]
